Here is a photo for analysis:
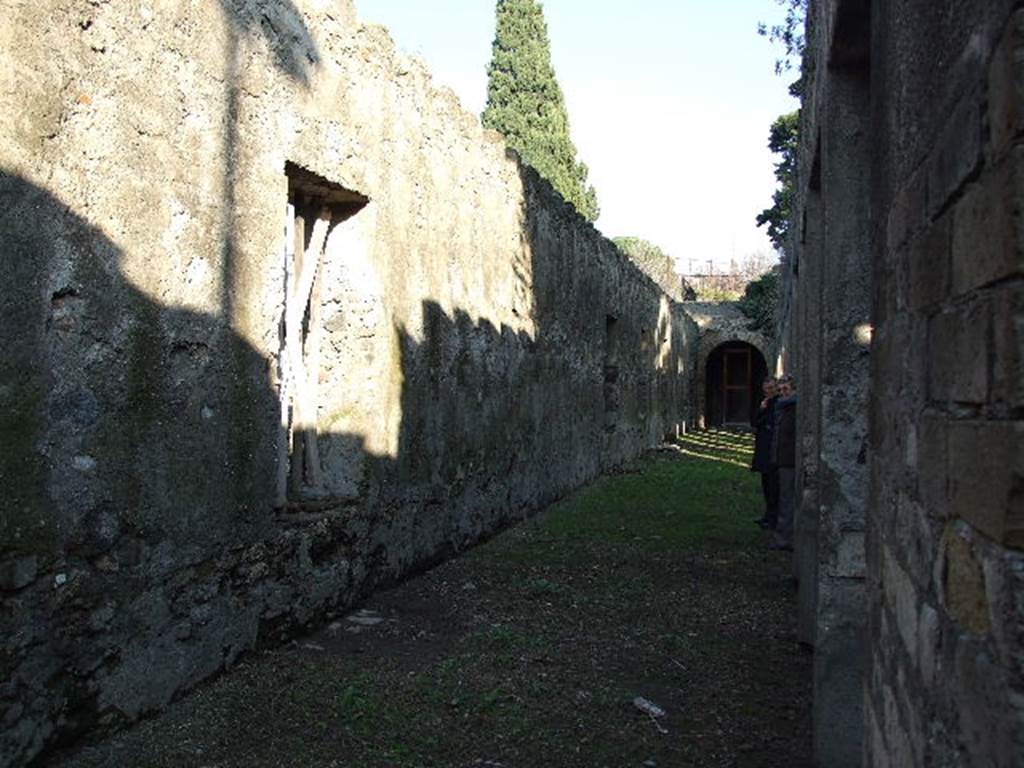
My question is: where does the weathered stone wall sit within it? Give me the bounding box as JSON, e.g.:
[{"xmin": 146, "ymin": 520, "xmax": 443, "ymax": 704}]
[
  {"xmin": 783, "ymin": 0, "xmax": 1024, "ymax": 765},
  {"xmin": 867, "ymin": 0, "xmax": 1024, "ymax": 764},
  {"xmin": 793, "ymin": 3, "xmax": 873, "ymax": 764},
  {"xmin": 618, "ymin": 243, "xmax": 684, "ymax": 302},
  {"xmin": 0, "ymin": 2, "xmax": 697, "ymax": 763}
]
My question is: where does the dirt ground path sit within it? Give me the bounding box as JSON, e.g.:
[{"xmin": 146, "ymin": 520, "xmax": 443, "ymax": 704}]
[{"xmin": 52, "ymin": 430, "xmax": 812, "ymax": 768}]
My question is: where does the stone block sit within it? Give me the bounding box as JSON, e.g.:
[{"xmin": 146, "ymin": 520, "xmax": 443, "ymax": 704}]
[
  {"xmin": 918, "ymin": 410, "xmax": 950, "ymax": 519},
  {"xmin": 927, "ymin": 299, "xmax": 989, "ymax": 404},
  {"xmin": 991, "ymin": 283, "xmax": 1024, "ymax": 410},
  {"xmin": 830, "ymin": 530, "xmax": 866, "ymax": 579},
  {"xmin": 879, "ymin": 681, "xmax": 914, "ymax": 767},
  {"xmin": 895, "ymin": 492, "xmax": 943, "ymax": 590},
  {"xmin": 888, "ymin": 167, "xmax": 929, "ymax": 261},
  {"xmin": 908, "ymin": 214, "xmax": 951, "ymax": 313},
  {"xmin": 866, "ymin": 696, "xmax": 887, "ymax": 767},
  {"xmin": 887, "ymin": 182, "xmax": 910, "ymax": 255},
  {"xmin": 947, "ymin": 420, "xmax": 1023, "ymax": 548},
  {"xmin": 988, "ymin": 10, "xmax": 1024, "ymax": 158},
  {"xmin": 951, "ymin": 148, "xmax": 1024, "ymax": 295},
  {"xmin": 900, "ymin": 314, "xmax": 930, "ymax": 406},
  {"xmin": 928, "ymin": 92, "xmax": 982, "ymax": 219},
  {"xmin": 941, "ymin": 524, "xmax": 991, "ymax": 634},
  {"xmin": 0, "ymin": 556, "xmax": 38, "ymax": 591},
  {"xmin": 813, "ymin": 578, "xmax": 866, "ymax": 767},
  {"xmin": 906, "ymin": 168, "xmax": 928, "ymax": 241},
  {"xmin": 954, "ymin": 638, "xmax": 1018, "ymax": 765},
  {"xmin": 918, "ymin": 603, "xmax": 939, "ymax": 688},
  {"xmin": 1013, "ymin": 422, "xmax": 1024, "ymax": 551},
  {"xmin": 882, "ymin": 545, "xmax": 918, "ymax": 656},
  {"xmin": 904, "ymin": 420, "xmax": 918, "ymax": 469}
]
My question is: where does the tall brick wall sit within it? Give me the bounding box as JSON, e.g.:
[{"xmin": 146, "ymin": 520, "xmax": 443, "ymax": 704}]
[{"xmin": 784, "ymin": 0, "xmax": 1024, "ymax": 765}]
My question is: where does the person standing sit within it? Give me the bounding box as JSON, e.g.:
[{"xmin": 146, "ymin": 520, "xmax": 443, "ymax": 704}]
[
  {"xmin": 770, "ymin": 375, "xmax": 797, "ymax": 551},
  {"xmin": 751, "ymin": 377, "xmax": 779, "ymax": 530}
]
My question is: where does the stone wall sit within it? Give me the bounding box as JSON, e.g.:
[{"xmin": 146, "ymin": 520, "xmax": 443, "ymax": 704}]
[
  {"xmin": 617, "ymin": 241, "xmax": 685, "ymax": 302},
  {"xmin": 793, "ymin": 3, "xmax": 873, "ymax": 764},
  {"xmin": 782, "ymin": 0, "xmax": 1024, "ymax": 765},
  {"xmin": 0, "ymin": 2, "xmax": 697, "ymax": 763}
]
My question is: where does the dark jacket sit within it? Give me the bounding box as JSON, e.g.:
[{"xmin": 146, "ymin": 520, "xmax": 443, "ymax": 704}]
[
  {"xmin": 751, "ymin": 397, "xmax": 776, "ymax": 472},
  {"xmin": 771, "ymin": 395, "xmax": 797, "ymax": 468}
]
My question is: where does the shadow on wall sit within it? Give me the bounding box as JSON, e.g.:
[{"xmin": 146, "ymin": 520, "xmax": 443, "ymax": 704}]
[
  {"xmin": 213, "ymin": 0, "xmax": 320, "ymax": 364},
  {"xmin": 1, "ymin": 156, "xmax": 689, "ymax": 763},
  {"xmin": 0, "ymin": 171, "xmax": 280, "ymax": 562},
  {"xmin": 0, "ymin": 169, "xmax": 290, "ymax": 762},
  {"xmin": 2, "ymin": 0, "xmax": 325, "ymax": 565}
]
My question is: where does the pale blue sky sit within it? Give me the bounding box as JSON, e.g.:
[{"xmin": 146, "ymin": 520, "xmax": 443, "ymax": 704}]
[{"xmin": 356, "ymin": 1, "xmax": 798, "ymax": 272}]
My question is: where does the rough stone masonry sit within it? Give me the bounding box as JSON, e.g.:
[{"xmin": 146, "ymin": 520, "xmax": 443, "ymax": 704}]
[
  {"xmin": 779, "ymin": 0, "xmax": 1024, "ymax": 765},
  {"xmin": 0, "ymin": 1, "xmax": 698, "ymax": 763}
]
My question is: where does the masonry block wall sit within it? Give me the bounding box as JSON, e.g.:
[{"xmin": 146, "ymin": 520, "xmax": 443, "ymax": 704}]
[
  {"xmin": 868, "ymin": 0, "xmax": 1024, "ymax": 763},
  {"xmin": 785, "ymin": 1, "xmax": 1024, "ymax": 765},
  {"xmin": 0, "ymin": 1, "xmax": 697, "ymax": 763}
]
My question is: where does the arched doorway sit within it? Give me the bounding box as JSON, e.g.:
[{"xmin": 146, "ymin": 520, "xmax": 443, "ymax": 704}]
[{"xmin": 704, "ymin": 341, "xmax": 768, "ymax": 427}]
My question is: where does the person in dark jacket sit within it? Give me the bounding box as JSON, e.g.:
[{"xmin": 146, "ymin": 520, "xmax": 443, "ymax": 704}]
[
  {"xmin": 770, "ymin": 375, "xmax": 797, "ymax": 551},
  {"xmin": 751, "ymin": 377, "xmax": 779, "ymax": 529}
]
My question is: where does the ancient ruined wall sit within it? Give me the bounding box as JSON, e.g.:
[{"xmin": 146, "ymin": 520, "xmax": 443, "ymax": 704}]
[
  {"xmin": 784, "ymin": 0, "xmax": 1024, "ymax": 765},
  {"xmin": 866, "ymin": 0, "xmax": 1024, "ymax": 764},
  {"xmin": 618, "ymin": 243, "xmax": 684, "ymax": 302},
  {"xmin": 784, "ymin": 1, "xmax": 872, "ymax": 765},
  {"xmin": 0, "ymin": 1, "xmax": 697, "ymax": 763}
]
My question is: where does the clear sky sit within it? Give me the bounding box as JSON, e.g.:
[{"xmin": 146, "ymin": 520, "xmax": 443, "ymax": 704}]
[{"xmin": 356, "ymin": 1, "xmax": 798, "ymax": 274}]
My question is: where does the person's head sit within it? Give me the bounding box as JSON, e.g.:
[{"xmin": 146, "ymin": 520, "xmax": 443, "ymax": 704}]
[
  {"xmin": 762, "ymin": 377, "xmax": 777, "ymax": 397},
  {"xmin": 777, "ymin": 374, "xmax": 795, "ymax": 397}
]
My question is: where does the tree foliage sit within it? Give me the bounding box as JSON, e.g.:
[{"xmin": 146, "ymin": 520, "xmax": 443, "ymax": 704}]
[
  {"xmin": 699, "ymin": 285, "xmax": 744, "ymax": 303},
  {"xmin": 482, "ymin": 0, "xmax": 599, "ymax": 221},
  {"xmin": 612, "ymin": 237, "xmax": 669, "ymax": 265},
  {"xmin": 756, "ymin": 111, "xmax": 800, "ymax": 253},
  {"xmin": 737, "ymin": 269, "xmax": 780, "ymax": 333},
  {"xmin": 757, "ymin": 0, "xmax": 808, "ymax": 96},
  {"xmin": 613, "ymin": 237, "xmax": 686, "ymax": 299}
]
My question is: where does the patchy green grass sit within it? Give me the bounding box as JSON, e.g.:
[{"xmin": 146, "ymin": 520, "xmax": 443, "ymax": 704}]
[
  {"xmin": 539, "ymin": 432, "xmax": 761, "ymax": 550},
  {"xmin": 56, "ymin": 430, "xmax": 811, "ymax": 768}
]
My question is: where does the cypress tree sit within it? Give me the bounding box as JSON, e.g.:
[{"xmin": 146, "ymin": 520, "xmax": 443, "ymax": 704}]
[{"xmin": 482, "ymin": 0, "xmax": 600, "ymax": 221}]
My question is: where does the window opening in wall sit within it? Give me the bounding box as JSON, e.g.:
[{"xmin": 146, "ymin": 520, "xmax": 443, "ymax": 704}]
[{"xmin": 277, "ymin": 163, "xmax": 368, "ymax": 508}]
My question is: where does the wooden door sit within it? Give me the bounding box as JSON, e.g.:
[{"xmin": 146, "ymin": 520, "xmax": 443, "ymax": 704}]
[{"xmin": 722, "ymin": 348, "xmax": 752, "ymax": 424}]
